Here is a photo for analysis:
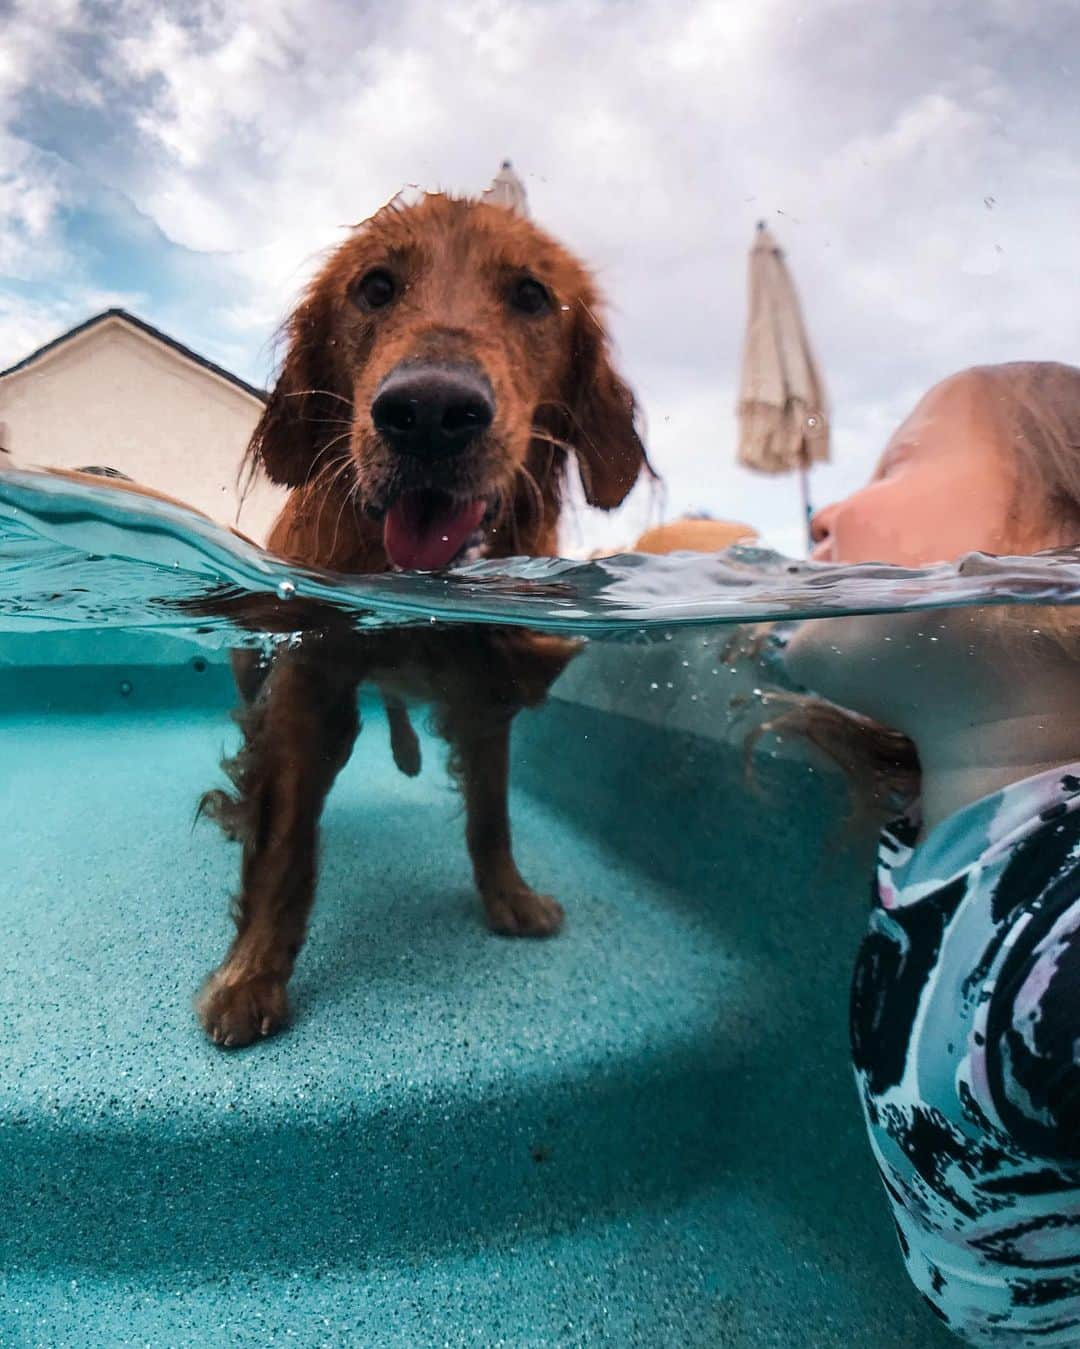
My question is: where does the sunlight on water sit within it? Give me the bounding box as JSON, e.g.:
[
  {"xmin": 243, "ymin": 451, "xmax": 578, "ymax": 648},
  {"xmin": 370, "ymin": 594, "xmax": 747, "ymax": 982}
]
[{"xmin": 3, "ymin": 469, "xmax": 1080, "ymax": 646}]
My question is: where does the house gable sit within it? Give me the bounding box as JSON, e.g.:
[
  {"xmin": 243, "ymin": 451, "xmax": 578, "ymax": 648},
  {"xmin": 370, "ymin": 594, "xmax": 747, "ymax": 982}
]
[
  {"xmin": 0, "ymin": 309, "xmax": 267, "ymax": 405},
  {"xmin": 0, "ymin": 310, "xmax": 284, "ymax": 541}
]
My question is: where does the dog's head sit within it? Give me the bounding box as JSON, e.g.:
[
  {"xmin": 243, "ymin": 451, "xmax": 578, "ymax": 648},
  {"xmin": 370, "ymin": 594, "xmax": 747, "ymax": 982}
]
[{"xmin": 251, "ymin": 192, "xmax": 649, "ymax": 569}]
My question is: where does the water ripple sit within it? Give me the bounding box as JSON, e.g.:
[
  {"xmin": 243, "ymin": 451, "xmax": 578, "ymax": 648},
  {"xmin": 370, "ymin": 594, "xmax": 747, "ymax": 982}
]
[{"xmin": 3, "ymin": 469, "xmax": 1080, "ymax": 647}]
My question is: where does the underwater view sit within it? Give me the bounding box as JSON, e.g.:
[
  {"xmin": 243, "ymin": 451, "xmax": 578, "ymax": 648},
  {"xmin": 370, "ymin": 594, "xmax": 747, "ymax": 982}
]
[{"xmin": 4, "ymin": 466, "xmax": 1080, "ymax": 1348}]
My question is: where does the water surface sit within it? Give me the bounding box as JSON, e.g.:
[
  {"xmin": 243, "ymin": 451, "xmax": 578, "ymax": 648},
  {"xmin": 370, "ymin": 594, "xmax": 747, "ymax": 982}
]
[{"xmin": 4, "ymin": 468, "xmax": 1079, "ymax": 645}]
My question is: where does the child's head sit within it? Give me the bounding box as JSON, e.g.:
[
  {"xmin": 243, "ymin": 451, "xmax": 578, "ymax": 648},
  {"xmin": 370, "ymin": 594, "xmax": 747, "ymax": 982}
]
[
  {"xmin": 777, "ymin": 361, "xmax": 1080, "ymax": 817},
  {"xmin": 811, "ymin": 362, "xmax": 1080, "ymax": 565}
]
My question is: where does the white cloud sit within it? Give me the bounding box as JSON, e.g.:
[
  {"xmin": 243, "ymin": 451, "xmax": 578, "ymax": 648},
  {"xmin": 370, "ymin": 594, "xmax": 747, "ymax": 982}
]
[
  {"xmin": 0, "ymin": 285, "xmax": 145, "ymax": 368},
  {"xmin": 0, "ymin": 152, "xmax": 64, "ymax": 275},
  {"xmin": 119, "ymin": 9, "xmax": 298, "ymax": 171},
  {"xmin": 0, "ymin": 0, "xmax": 93, "ymax": 116}
]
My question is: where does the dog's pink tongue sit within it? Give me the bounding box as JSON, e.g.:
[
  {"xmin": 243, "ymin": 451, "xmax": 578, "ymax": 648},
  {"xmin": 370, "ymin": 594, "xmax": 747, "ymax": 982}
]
[{"xmin": 383, "ymin": 491, "xmax": 486, "ymax": 571}]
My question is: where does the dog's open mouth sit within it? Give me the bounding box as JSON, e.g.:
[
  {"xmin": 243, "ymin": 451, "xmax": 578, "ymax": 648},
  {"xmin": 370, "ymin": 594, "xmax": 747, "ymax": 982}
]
[{"xmin": 382, "ymin": 490, "xmax": 489, "ymax": 571}]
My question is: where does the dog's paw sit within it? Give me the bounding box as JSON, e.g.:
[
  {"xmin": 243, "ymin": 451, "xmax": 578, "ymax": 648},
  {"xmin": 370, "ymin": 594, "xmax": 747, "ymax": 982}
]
[
  {"xmin": 196, "ymin": 968, "xmax": 289, "ymax": 1049},
  {"xmin": 484, "ymin": 888, "xmax": 565, "ymax": 938}
]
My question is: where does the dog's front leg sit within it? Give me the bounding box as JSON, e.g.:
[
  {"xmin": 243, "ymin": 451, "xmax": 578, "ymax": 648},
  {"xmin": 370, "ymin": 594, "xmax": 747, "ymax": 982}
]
[
  {"xmin": 198, "ymin": 655, "xmax": 360, "ymax": 1047},
  {"xmin": 444, "ymin": 708, "xmax": 564, "ymax": 938}
]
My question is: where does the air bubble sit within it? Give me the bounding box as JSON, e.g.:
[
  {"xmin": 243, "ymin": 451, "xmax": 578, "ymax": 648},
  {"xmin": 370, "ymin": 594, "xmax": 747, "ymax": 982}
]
[
  {"xmin": 276, "ymin": 580, "xmax": 296, "ymax": 601},
  {"xmin": 119, "ymin": 680, "xmax": 132, "ymax": 697}
]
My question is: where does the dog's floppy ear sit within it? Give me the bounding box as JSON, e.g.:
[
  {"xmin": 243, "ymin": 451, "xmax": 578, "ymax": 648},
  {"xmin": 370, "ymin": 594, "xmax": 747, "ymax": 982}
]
[
  {"xmin": 560, "ymin": 300, "xmax": 652, "ymax": 510},
  {"xmin": 249, "ymin": 290, "xmax": 346, "ymax": 488}
]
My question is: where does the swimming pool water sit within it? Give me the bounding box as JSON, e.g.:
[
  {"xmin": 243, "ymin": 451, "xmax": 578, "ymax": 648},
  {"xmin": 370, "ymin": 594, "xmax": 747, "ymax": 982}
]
[
  {"xmin": 0, "ymin": 655, "xmax": 958, "ymax": 1347},
  {"xmin": 1, "ymin": 471, "xmax": 1042, "ymax": 1346}
]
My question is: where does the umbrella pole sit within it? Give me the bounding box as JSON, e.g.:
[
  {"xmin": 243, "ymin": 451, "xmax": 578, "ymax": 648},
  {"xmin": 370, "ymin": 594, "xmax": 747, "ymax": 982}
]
[{"xmin": 798, "ymin": 442, "xmax": 814, "ymax": 555}]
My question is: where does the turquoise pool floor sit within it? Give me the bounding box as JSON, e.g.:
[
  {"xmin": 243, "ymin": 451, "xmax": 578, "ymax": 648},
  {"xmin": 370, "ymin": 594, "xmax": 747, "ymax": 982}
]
[{"xmin": 0, "ymin": 678, "xmax": 952, "ymax": 1347}]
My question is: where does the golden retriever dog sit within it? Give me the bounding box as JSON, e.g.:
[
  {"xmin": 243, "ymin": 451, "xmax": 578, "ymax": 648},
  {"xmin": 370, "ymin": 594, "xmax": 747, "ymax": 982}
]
[{"xmin": 195, "ymin": 192, "xmax": 652, "ymax": 1046}]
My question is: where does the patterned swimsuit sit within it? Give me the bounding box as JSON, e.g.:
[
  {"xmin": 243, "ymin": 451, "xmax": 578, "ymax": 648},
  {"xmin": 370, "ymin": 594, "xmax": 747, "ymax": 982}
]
[{"xmin": 853, "ymin": 765, "xmax": 1080, "ymax": 1344}]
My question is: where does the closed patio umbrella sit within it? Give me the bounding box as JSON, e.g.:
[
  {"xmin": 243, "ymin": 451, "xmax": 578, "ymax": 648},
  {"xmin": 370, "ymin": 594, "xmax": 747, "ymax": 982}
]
[
  {"xmin": 483, "ymin": 159, "xmax": 529, "ymax": 215},
  {"xmin": 737, "ymin": 222, "xmax": 829, "ymax": 551}
]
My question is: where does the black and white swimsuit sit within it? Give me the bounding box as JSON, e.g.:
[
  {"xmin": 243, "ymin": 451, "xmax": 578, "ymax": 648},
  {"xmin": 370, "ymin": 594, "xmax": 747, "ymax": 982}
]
[{"xmin": 852, "ymin": 765, "xmax": 1080, "ymax": 1343}]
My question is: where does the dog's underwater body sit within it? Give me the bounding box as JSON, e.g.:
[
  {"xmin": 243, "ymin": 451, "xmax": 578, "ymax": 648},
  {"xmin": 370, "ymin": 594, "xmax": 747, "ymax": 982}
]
[{"xmin": 197, "ymin": 191, "xmax": 651, "ymax": 1047}]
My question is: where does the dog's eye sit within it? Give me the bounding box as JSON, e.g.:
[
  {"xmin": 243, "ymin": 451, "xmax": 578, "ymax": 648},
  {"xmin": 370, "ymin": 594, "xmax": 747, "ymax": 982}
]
[
  {"xmin": 508, "ymin": 276, "xmax": 551, "ymax": 315},
  {"xmin": 352, "ymin": 268, "xmax": 397, "ymax": 310}
]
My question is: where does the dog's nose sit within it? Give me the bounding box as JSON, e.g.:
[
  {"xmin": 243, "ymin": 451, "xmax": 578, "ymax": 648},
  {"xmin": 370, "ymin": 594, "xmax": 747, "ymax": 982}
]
[{"xmin": 371, "ymin": 365, "xmax": 494, "ymax": 457}]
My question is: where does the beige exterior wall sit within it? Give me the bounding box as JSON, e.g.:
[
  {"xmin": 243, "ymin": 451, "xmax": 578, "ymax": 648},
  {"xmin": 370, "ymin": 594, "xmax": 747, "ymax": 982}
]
[{"xmin": 0, "ymin": 315, "xmax": 287, "ymax": 543}]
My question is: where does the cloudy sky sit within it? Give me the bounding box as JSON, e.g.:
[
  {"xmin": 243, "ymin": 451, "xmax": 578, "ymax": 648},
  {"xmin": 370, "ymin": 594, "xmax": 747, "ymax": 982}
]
[{"xmin": 3, "ymin": 0, "xmax": 1079, "ymax": 555}]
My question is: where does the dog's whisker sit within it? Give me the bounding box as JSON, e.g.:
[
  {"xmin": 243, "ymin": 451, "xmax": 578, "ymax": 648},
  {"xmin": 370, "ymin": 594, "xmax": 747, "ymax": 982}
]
[
  {"xmin": 514, "ymin": 462, "xmax": 546, "ymax": 532},
  {"xmin": 498, "ymin": 479, "xmax": 522, "ymax": 554},
  {"xmin": 530, "ymin": 429, "xmax": 576, "ymax": 458},
  {"xmin": 281, "ymin": 388, "xmax": 355, "ymax": 410},
  {"xmin": 312, "ymin": 431, "xmax": 353, "ymax": 461},
  {"xmin": 308, "ymin": 458, "xmax": 342, "ymax": 541},
  {"xmin": 326, "ymin": 462, "xmax": 359, "ymax": 559},
  {"xmin": 533, "ymin": 399, "xmax": 584, "ymax": 437},
  {"xmin": 301, "ymin": 434, "xmax": 355, "ymax": 494},
  {"xmin": 312, "ymin": 457, "xmax": 356, "ymax": 547}
]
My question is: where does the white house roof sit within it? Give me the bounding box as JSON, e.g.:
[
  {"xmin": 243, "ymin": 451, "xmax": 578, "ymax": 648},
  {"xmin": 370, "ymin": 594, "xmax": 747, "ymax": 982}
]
[{"xmin": 0, "ymin": 308, "xmax": 267, "ymax": 404}]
